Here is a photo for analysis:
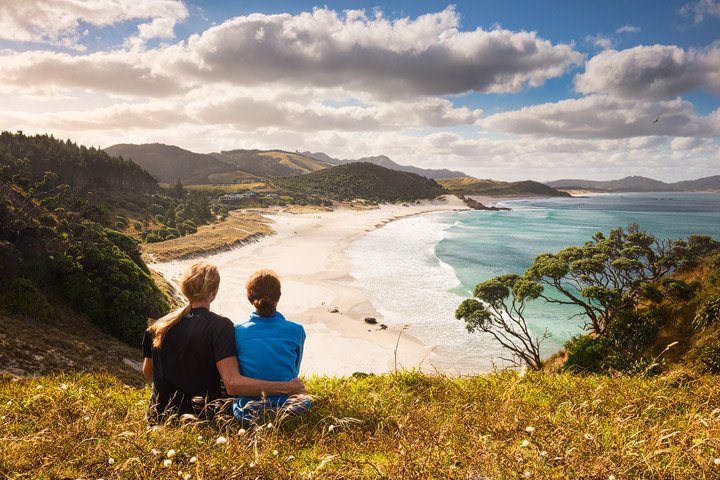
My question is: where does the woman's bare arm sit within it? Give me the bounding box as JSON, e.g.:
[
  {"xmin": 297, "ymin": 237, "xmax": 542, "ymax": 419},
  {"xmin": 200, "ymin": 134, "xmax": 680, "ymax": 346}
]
[
  {"xmin": 142, "ymin": 358, "xmax": 153, "ymax": 381},
  {"xmin": 216, "ymin": 357, "xmax": 306, "ymax": 396}
]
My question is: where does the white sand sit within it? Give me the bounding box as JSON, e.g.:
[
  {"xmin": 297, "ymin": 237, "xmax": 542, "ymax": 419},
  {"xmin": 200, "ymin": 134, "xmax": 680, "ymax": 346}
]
[{"xmin": 151, "ymin": 196, "xmax": 469, "ymax": 377}]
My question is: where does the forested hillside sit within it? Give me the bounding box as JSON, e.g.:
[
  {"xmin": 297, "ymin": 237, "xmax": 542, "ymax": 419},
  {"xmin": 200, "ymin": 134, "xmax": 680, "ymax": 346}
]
[
  {"xmin": 0, "ymin": 132, "xmax": 171, "ymax": 346},
  {"xmin": 272, "ymin": 162, "xmax": 446, "ymax": 201},
  {"xmin": 439, "ymin": 177, "xmax": 570, "ymax": 197}
]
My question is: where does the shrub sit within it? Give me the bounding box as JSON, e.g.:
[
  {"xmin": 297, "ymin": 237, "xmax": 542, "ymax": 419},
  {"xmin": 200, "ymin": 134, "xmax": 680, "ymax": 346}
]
[
  {"xmin": 693, "ymin": 296, "xmax": 720, "ymax": 332},
  {"xmin": 699, "ymin": 342, "xmax": 720, "ymax": 373},
  {"xmin": 1, "ymin": 277, "xmax": 54, "ymax": 321},
  {"xmin": 145, "ymin": 233, "xmax": 163, "ymax": 243},
  {"xmin": 639, "ymin": 282, "xmax": 663, "ymax": 303},
  {"xmin": 563, "ymin": 335, "xmax": 611, "ymax": 373},
  {"xmin": 660, "ymin": 279, "xmax": 696, "ymax": 301}
]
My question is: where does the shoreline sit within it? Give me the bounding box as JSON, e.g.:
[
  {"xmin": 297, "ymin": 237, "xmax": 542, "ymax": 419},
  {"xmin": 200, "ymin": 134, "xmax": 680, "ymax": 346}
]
[{"xmin": 150, "ymin": 195, "xmax": 471, "ymax": 376}]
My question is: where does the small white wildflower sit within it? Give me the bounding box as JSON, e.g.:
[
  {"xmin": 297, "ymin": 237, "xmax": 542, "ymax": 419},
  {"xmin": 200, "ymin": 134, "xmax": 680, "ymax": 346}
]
[
  {"xmin": 609, "ymin": 475, "xmax": 617, "ymax": 480},
  {"xmin": 60, "ymin": 384, "xmax": 68, "ymax": 390},
  {"xmin": 108, "ymin": 458, "xmax": 115, "ymax": 465},
  {"xmin": 36, "ymin": 384, "xmax": 43, "ymax": 390},
  {"xmin": 328, "ymin": 425, "xmax": 335, "ymax": 432},
  {"xmin": 273, "ymin": 450, "xmax": 278, "ymax": 456},
  {"xmin": 177, "ymin": 470, "xmax": 183, "ymax": 477},
  {"xmin": 266, "ymin": 422, "xmax": 272, "ymax": 429},
  {"xmin": 286, "ymin": 455, "xmax": 295, "ymax": 461},
  {"xmin": 524, "ymin": 471, "xmax": 532, "ymax": 478},
  {"xmin": 189, "ymin": 456, "xmax": 197, "ymax": 464},
  {"xmin": 163, "ymin": 459, "xmax": 172, "ymax": 468},
  {"xmin": 525, "ymin": 426, "xmax": 535, "ymax": 433},
  {"xmin": 521, "ymin": 440, "xmax": 530, "ymax": 448},
  {"xmin": 6, "ymin": 401, "xmax": 11, "ymax": 406},
  {"xmin": 166, "ymin": 449, "xmax": 176, "ymax": 458},
  {"xmin": 90, "ymin": 393, "xmax": 95, "ymax": 398},
  {"xmin": 197, "ymin": 435, "xmax": 203, "ymax": 441},
  {"xmin": 1, "ymin": 416, "xmax": 5, "ymax": 420},
  {"xmin": 249, "ymin": 462, "xmax": 255, "ymax": 468},
  {"xmin": 714, "ymin": 458, "xmax": 720, "ymax": 465},
  {"xmin": 216, "ymin": 436, "xmax": 227, "ymax": 445},
  {"xmin": 539, "ymin": 451, "xmax": 547, "ymax": 457},
  {"xmin": 238, "ymin": 428, "xmax": 246, "ymax": 435},
  {"xmin": 83, "ymin": 416, "xmax": 90, "ymax": 421},
  {"xmin": 584, "ymin": 433, "xmax": 594, "ymax": 441},
  {"xmin": 184, "ymin": 475, "xmax": 191, "ymax": 480},
  {"xmin": 150, "ymin": 448, "xmax": 160, "ymax": 456}
]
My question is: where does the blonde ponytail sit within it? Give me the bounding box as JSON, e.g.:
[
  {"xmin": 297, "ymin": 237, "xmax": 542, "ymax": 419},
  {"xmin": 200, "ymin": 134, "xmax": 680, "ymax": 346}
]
[{"xmin": 149, "ymin": 261, "xmax": 221, "ymax": 348}]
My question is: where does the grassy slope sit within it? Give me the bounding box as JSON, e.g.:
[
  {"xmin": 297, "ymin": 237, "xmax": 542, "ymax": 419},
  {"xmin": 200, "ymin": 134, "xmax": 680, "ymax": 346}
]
[
  {"xmin": 215, "ymin": 150, "xmax": 333, "ymax": 178},
  {"xmin": 2, "ymin": 371, "xmax": 720, "ymax": 478},
  {"xmin": 439, "ymin": 177, "xmax": 570, "ymax": 197},
  {"xmin": 142, "ymin": 211, "xmax": 274, "ymax": 262}
]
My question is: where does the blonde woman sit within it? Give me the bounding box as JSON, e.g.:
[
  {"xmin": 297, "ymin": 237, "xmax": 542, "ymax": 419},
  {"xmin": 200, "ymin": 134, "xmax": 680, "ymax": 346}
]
[{"xmin": 142, "ymin": 261, "xmax": 304, "ymax": 421}]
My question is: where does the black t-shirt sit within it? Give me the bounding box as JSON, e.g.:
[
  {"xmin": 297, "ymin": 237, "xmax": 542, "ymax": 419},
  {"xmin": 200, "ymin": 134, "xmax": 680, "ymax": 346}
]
[{"xmin": 143, "ymin": 307, "xmax": 236, "ymax": 421}]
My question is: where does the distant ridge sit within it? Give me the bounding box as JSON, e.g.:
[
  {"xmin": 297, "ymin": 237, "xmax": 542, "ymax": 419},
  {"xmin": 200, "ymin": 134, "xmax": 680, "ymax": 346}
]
[
  {"xmin": 547, "ymin": 175, "xmax": 720, "ymax": 192},
  {"xmin": 213, "ymin": 149, "xmax": 332, "ymax": 178},
  {"xmin": 302, "ymin": 151, "xmax": 468, "ymax": 180},
  {"xmin": 438, "ymin": 177, "xmax": 570, "ymax": 197},
  {"xmin": 104, "ymin": 143, "xmax": 250, "ymax": 184},
  {"xmin": 272, "ymin": 162, "xmax": 445, "ymax": 201}
]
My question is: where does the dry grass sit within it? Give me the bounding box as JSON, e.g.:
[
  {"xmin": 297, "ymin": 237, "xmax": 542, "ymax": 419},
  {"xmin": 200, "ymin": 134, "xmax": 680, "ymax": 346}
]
[
  {"xmin": 282, "ymin": 205, "xmax": 334, "ymax": 215},
  {"xmin": 2, "ymin": 370, "xmax": 720, "ymax": 479},
  {"xmin": 0, "ymin": 310, "xmax": 144, "ymax": 387},
  {"xmin": 142, "ymin": 212, "xmax": 274, "ymax": 262}
]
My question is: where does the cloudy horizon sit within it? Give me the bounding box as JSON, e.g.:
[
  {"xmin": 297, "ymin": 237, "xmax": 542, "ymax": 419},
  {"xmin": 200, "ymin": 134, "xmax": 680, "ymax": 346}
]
[{"xmin": 1, "ymin": 0, "xmax": 719, "ymax": 182}]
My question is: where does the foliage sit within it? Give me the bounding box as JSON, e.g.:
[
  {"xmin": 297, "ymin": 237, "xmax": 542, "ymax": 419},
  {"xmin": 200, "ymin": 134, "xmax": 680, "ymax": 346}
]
[
  {"xmin": 693, "ymin": 296, "xmax": 720, "ymax": 332},
  {"xmin": 0, "ymin": 278, "xmax": 54, "ymax": 321},
  {"xmin": 458, "ymin": 225, "xmax": 719, "ymax": 371},
  {"xmin": 272, "ymin": 162, "xmax": 446, "ymax": 202},
  {"xmin": 699, "ymin": 343, "xmax": 720, "ymax": 373},
  {"xmin": 0, "ymin": 132, "xmax": 170, "ymax": 345},
  {"xmin": 438, "ymin": 177, "xmax": 570, "ymax": 197},
  {"xmin": 564, "ymin": 335, "xmax": 611, "ymax": 373},
  {"xmin": 3, "ymin": 371, "xmax": 720, "ymax": 479},
  {"xmin": 455, "ymin": 274, "xmax": 547, "ymax": 369}
]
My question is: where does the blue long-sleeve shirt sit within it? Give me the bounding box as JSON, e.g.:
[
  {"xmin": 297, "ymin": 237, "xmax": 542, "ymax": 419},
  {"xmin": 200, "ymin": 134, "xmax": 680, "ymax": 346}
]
[{"xmin": 232, "ymin": 311, "xmax": 306, "ymax": 420}]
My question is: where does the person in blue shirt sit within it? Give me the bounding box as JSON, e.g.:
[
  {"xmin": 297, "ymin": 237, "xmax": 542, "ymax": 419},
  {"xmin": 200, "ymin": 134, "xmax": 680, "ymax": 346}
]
[{"xmin": 233, "ymin": 269, "xmax": 309, "ymax": 423}]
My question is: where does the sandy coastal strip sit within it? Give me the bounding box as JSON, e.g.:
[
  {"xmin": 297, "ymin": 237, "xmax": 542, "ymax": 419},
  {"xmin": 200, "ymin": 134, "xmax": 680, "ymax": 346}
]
[{"xmin": 151, "ymin": 195, "xmax": 469, "ymax": 377}]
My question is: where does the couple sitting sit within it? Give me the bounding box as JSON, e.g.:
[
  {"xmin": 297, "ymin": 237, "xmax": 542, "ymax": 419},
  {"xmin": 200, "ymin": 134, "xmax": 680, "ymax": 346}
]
[{"xmin": 142, "ymin": 261, "xmax": 308, "ymax": 423}]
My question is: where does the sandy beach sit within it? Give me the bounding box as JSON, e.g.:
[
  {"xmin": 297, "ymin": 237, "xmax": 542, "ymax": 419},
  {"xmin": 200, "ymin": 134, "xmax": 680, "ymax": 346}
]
[{"xmin": 151, "ymin": 195, "xmax": 469, "ymax": 377}]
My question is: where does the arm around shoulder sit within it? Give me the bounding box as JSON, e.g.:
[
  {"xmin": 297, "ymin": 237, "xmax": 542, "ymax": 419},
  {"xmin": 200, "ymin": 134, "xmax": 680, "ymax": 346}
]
[{"xmin": 216, "ymin": 356, "xmax": 306, "ymax": 396}]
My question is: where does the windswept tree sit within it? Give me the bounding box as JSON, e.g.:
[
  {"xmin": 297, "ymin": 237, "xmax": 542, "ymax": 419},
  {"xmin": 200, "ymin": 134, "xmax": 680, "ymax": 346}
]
[
  {"xmin": 455, "ymin": 274, "xmax": 548, "ymax": 370},
  {"xmin": 457, "ymin": 225, "xmax": 720, "ymax": 368}
]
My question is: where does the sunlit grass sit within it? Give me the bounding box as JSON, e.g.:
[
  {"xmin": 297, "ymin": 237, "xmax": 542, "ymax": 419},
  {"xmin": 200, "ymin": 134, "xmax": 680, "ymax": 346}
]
[{"xmin": 2, "ymin": 370, "xmax": 719, "ymax": 478}]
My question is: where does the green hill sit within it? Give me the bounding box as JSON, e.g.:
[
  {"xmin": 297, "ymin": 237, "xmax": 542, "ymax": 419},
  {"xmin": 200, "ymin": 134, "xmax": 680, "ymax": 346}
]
[
  {"xmin": 104, "ymin": 143, "xmax": 257, "ymax": 184},
  {"xmin": 547, "ymin": 175, "xmax": 720, "ymax": 192},
  {"xmin": 272, "ymin": 162, "xmax": 446, "ymax": 201},
  {"xmin": 439, "ymin": 177, "xmax": 571, "ymax": 197},
  {"xmin": 213, "ymin": 149, "xmax": 333, "ymax": 178}
]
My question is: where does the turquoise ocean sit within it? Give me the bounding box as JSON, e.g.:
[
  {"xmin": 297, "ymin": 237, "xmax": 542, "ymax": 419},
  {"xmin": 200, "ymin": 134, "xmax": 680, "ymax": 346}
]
[{"xmin": 346, "ymin": 192, "xmax": 720, "ymax": 373}]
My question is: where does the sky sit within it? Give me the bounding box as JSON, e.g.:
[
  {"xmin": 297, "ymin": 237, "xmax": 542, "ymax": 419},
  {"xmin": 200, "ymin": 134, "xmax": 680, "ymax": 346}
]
[{"xmin": 0, "ymin": 1, "xmax": 719, "ymax": 181}]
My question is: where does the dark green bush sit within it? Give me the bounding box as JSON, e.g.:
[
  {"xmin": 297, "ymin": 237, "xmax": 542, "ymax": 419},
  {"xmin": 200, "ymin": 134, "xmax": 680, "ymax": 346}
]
[
  {"xmin": 563, "ymin": 335, "xmax": 611, "ymax": 373},
  {"xmin": 693, "ymin": 296, "xmax": 720, "ymax": 332},
  {"xmin": 699, "ymin": 343, "xmax": 720, "ymax": 373},
  {"xmin": 660, "ymin": 279, "xmax": 696, "ymax": 301},
  {"xmin": 1, "ymin": 277, "xmax": 54, "ymax": 321},
  {"xmin": 639, "ymin": 282, "xmax": 663, "ymax": 303}
]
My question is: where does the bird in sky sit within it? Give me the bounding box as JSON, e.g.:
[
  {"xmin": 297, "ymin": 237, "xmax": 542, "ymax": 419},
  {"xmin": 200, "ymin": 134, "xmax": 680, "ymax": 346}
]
[{"xmin": 652, "ymin": 116, "xmax": 660, "ymax": 123}]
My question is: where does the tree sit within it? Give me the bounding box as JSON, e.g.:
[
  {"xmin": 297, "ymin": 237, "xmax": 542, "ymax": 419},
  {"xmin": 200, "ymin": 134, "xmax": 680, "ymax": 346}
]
[
  {"xmin": 457, "ymin": 225, "xmax": 720, "ymax": 368},
  {"xmin": 455, "ymin": 274, "xmax": 548, "ymax": 370}
]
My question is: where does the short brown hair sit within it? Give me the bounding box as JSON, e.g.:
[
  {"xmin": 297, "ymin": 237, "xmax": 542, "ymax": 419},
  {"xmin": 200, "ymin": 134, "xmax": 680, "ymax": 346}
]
[{"xmin": 246, "ymin": 269, "xmax": 281, "ymax": 317}]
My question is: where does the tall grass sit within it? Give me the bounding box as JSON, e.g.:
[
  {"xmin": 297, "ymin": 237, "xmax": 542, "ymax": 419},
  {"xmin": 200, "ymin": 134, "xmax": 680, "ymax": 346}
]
[{"xmin": 1, "ymin": 371, "xmax": 719, "ymax": 478}]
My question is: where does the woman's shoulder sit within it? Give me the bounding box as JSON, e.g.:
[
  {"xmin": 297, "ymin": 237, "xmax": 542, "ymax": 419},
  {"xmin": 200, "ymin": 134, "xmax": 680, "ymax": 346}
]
[
  {"xmin": 197, "ymin": 308, "xmax": 233, "ymax": 327},
  {"xmin": 277, "ymin": 312, "xmax": 305, "ymax": 335}
]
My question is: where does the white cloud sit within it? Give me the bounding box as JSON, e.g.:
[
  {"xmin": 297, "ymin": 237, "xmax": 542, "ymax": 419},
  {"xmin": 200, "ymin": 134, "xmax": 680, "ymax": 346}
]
[
  {"xmin": 679, "ymin": 0, "xmax": 720, "ymax": 24},
  {"xmin": 482, "ymin": 95, "xmax": 720, "ymax": 139},
  {"xmin": 0, "ymin": 0, "xmax": 188, "ymax": 50},
  {"xmin": 586, "ymin": 34, "xmax": 614, "ymax": 50},
  {"xmin": 574, "ymin": 43, "xmax": 720, "ymax": 99},
  {"xmin": 616, "ymin": 25, "xmax": 641, "ymax": 34}
]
